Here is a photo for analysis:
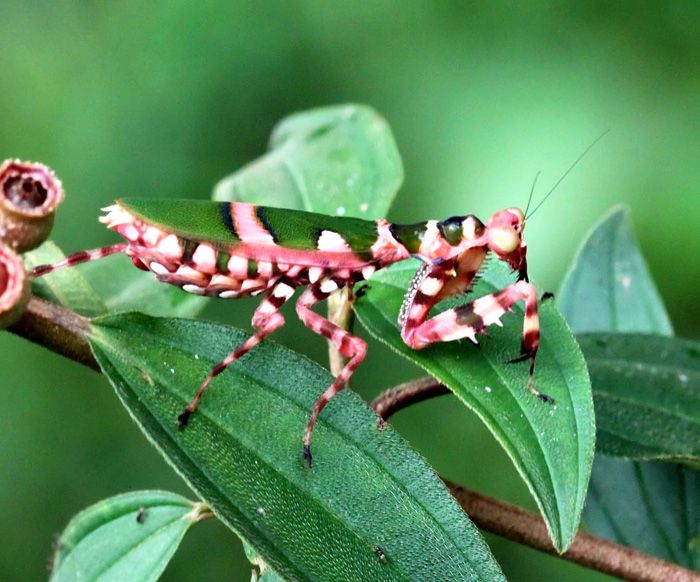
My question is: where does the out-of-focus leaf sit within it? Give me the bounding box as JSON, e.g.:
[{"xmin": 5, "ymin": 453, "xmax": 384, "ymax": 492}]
[
  {"xmin": 558, "ymin": 205, "xmax": 700, "ymax": 569},
  {"xmin": 584, "ymin": 457, "xmax": 700, "ymax": 569},
  {"xmin": 579, "ymin": 333, "xmax": 700, "ymax": 462},
  {"xmin": 25, "ymin": 241, "xmax": 106, "ymax": 316},
  {"xmin": 51, "ymin": 490, "xmax": 203, "ymax": 582},
  {"xmin": 88, "ymin": 313, "xmax": 504, "ymax": 581},
  {"xmin": 214, "ymin": 104, "xmax": 403, "ymax": 218},
  {"xmin": 559, "ymin": 206, "xmax": 673, "ymax": 335},
  {"xmin": 354, "ymin": 259, "xmax": 595, "ymax": 553}
]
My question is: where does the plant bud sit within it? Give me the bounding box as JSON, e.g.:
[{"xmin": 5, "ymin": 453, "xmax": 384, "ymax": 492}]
[
  {"xmin": 0, "ymin": 241, "xmax": 29, "ymax": 328},
  {"xmin": 0, "ymin": 159, "xmax": 64, "ymax": 252}
]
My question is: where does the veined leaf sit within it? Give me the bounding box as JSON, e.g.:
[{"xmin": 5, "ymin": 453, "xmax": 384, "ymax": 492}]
[
  {"xmin": 579, "ymin": 333, "xmax": 700, "ymax": 463},
  {"xmin": 558, "ymin": 205, "xmax": 700, "ymax": 569},
  {"xmin": 88, "ymin": 313, "xmax": 504, "ymax": 581},
  {"xmin": 51, "ymin": 490, "xmax": 203, "ymax": 582},
  {"xmin": 214, "ymin": 104, "xmax": 403, "ymax": 218},
  {"xmin": 353, "ymin": 259, "xmax": 595, "ymax": 552}
]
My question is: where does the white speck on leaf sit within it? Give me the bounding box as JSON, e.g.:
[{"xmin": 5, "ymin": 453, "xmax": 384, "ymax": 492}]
[
  {"xmin": 257, "ymin": 507, "xmax": 266, "ymax": 517},
  {"xmin": 617, "ymin": 273, "xmax": 632, "ymax": 289},
  {"xmin": 359, "ymin": 202, "xmax": 369, "ymax": 212},
  {"xmin": 679, "ymin": 373, "xmax": 688, "ymax": 384},
  {"xmin": 170, "ymin": 368, "xmax": 175, "ymax": 374},
  {"xmin": 194, "ymin": 354, "xmax": 200, "ymax": 360},
  {"xmin": 336, "ymin": 206, "xmax": 346, "ymax": 216},
  {"xmin": 484, "ymin": 386, "xmax": 492, "ymax": 393}
]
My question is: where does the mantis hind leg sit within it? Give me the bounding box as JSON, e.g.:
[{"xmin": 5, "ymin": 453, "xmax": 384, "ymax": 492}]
[
  {"xmin": 29, "ymin": 244, "xmax": 127, "ymax": 277},
  {"xmin": 177, "ymin": 279, "xmax": 296, "ymax": 428},
  {"xmin": 296, "ymin": 279, "xmax": 367, "ymax": 469}
]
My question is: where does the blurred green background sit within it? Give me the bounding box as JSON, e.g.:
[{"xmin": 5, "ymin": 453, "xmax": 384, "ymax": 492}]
[{"xmin": 1, "ymin": 2, "xmax": 698, "ymax": 580}]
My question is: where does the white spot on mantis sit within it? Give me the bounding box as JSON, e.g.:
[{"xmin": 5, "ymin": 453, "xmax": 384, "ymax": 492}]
[
  {"xmin": 273, "ymin": 283, "xmax": 294, "ymax": 298},
  {"xmin": 308, "ymin": 267, "xmax": 323, "ymax": 284},
  {"xmin": 317, "ymin": 230, "xmax": 351, "ymax": 252},
  {"xmin": 150, "ymin": 262, "xmax": 169, "ymax": 275},
  {"xmin": 679, "ymin": 373, "xmax": 688, "ymax": 384},
  {"xmin": 421, "ymin": 277, "xmax": 442, "ymax": 297},
  {"xmin": 241, "ymin": 279, "xmax": 262, "ymax": 292},
  {"xmin": 121, "ymin": 224, "xmax": 140, "ymax": 241},
  {"xmin": 485, "ymin": 386, "xmax": 492, "ymax": 393},
  {"xmin": 192, "ymin": 244, "xmax": 217, "ymax": 274},
  {"xmin": 361, "ymin": 265, "xmax": 376, "ymax": 280},
  {"xmin": 359, "ymin": 203, "xmax": 369, "ymax": 212},
  {"xmin": 143, "ymin": 226, "xmax": 161, "ymax": 247},
  {"xmin": 194, "ymin": 354, "xmax": 200, "ymax": 360},
  {"xmin": 170, "ymin": 368, "xmax": 175, "ymax": 374},
  {"xmin": 336, "ymin": 206, "xmax": 346, "ymax": 216},
  {"xmin": 156, "ymin": 234, "xmax": 181, "ymax": 259},
  {"xmin": 320, "ymin": 279, "xmax": 338, "ymax": 294},
  {"xmin": 183, "ymin": 284, "xmax": 206, "ymax": 295},
  {"xmin": 257, "ymin": 261, "xmax": 273, "ymax": 277}
]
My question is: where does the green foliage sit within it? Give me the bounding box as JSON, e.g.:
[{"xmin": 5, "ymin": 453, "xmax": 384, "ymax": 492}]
[
  {"xmin": 558, "ymin": 206, "xmax": 700, "ymax": 569},
  {"xmin": 354, "ymin": 259, "xmax": 594, "ymax": 552},
  {"xmin": 579, "ymin": 333, "xmax": 700, "ymax": 462},
  {"xmin": 89, "ymin": 313, "xmax": 503, "ymax": 581},
  {"xmin": 10, "ymin": 106, "xmax": 698, "ymax": 579},
  {"xmin": 559, "ymin": 207, "xmax": 673, "ymax": 335},
  {"xmin": 51, "ymin": 491, "xmax": 202, "ymax": 582},
  {"xmin": 213, "ymin": 104, "xmax": 403, "ymax": 219}
]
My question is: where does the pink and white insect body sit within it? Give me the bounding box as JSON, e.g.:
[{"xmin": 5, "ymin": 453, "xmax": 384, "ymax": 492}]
[{"xmin": 31, "ymin": 198, "xmax": 551, "ymax": 467}]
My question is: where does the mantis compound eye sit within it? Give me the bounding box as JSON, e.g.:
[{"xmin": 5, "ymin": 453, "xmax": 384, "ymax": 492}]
[{"xmin": 488, "ymin": 226, "xmax": 520, "ymax": 254}]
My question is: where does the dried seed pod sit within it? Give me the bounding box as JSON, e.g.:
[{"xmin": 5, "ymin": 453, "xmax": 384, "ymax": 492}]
[
  {"xmin": 0, "ymin": 159, "xmax": 64, "ymax": 252},
  {"xmin": 0, "ymin": 241, "xmax": 29, "ymax": 328}
]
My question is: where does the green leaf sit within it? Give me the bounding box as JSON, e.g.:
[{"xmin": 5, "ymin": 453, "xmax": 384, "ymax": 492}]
[
  {"xmin": 88, "ymin": 313, "xmax": 504, "ymax": 581},
  {"xmin": 353, "ymin": 259, "xmax": 595, "ymax": 552},
  {"xmin": 25, "ymin": 241, "xmax": 106, "ymax": 317},
  {"xmin": 51, "ymin": 490, "xmax": 203, "ymax": 582},
  {"xmin": 578, "ymin": 333, "xmax": 700, "ymax": 463},
  {"xmin": 243, "ymin": 540, "xmax": 286, "ymax": 582},
  {"xmin": 584, "ymin": 457, "xmax": 700, "ymax": 569},
  {"xmin": 557, "ymin": 205, "xmax": 700, "ymax": 569},
  {"xmin": 559, "ymin": 206, "xmax": 673, "ymax": 335},
  {"xmin": 213, "ymin": 104, "xmax": 403, "ymax": 217}
]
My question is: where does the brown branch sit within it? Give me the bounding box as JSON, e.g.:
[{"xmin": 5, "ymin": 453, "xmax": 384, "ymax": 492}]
[
  {"xmin": 448, "ymin": 482, "xmax": 700, "ymax": 582},
  {"xmin": 7, "ymin": 295, "xmax": 98, "ymax": 370},
  {"xmin": 7, "ymin": 299, "xmax": 700, "ymax": 581},
  {"xmin": 373, "ymin": 378, "xmax": 700, "ymax": 581},
  {"xmin": 371, "ymin": 376, "xmax": 449, "ymax": 419}
]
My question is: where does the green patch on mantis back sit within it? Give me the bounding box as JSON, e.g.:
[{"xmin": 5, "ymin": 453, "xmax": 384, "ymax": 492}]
[
  {"xmin": 353, "ymin": 259, "xmax": 595, "ymax": 553},
  {"xmin": 213, "ymin": 104, "xmax": 403, "ymax": 218},
  {"xmin": 88, "ymin": 313, "xmax": 504, "ymax": 581},
  {"xmin": 559, "ymin": 206, "xmax": 700, "ymax": 570}
]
